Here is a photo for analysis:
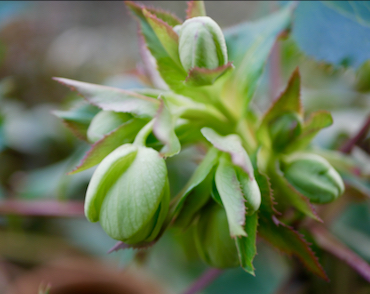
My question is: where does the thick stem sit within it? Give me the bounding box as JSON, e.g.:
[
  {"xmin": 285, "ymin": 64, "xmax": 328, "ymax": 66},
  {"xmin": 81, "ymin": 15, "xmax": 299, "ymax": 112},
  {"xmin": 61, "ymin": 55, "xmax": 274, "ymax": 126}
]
[
  {"xmin": 340, "ymin": 114, "xmax": 370, "ymax": 154},
  {"xmin": 182, "ymin": 268, "xmax": 223, "ymax": 294}
]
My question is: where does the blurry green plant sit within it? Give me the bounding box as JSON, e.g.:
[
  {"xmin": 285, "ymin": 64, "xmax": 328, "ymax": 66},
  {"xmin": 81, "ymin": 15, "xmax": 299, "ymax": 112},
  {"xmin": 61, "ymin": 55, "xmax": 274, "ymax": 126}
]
[{"xmin": 53, "ymin": 0, "xmax": 367, "ymax": 286}]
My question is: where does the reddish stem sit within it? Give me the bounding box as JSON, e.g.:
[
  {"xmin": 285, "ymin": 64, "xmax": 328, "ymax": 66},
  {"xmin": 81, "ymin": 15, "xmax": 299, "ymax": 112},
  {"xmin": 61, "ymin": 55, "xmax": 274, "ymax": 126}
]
[
  {"xmin": 340, "ymin": 115, "xmax": 370, "ymax": 154},
  {"xmin": 311, "ymin": 225, "xmax": 370, "ymax": 282},
  {"xmin": 182, "ymin": 268, "xmax": 223, "ymax": 294},
  {"xmin": 0, "ymin": 200, "xmax": 84, "ymax": 217}
]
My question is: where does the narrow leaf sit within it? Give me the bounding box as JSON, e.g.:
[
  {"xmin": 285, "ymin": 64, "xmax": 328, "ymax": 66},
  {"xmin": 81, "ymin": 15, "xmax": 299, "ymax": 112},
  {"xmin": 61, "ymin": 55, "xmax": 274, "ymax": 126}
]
[
  {"xmin": 143, "ymin": 5, "xmax": 182, "ymax": 27},
  {"xmin": 236, "ymin": 212, "xmax": 258, "ymax": 274},
  {"xmin": 223, "ymin": 5, "xmax": 293, "ymax": 116},
  {"xmin": 258, "ymin": 214, "xmax": 328, "ymax": 280},
  {"xmin": 54, "ymin": 77, "xmax": 159, "ymax": 118},
  {"xmin": 69, "ymin": 119, "xmax": 146, "ymax": 174},
  {"xmin": 172, "ymin": 147, "xmax": 219, "ymax": 217},
  {"xmin": 186, "ymin": 1, "xmax": 207, "ymax": 19},
  {"xmin": 201, "ymin": 127, "xmax": 254, "ymax": 178},
  {"xmin": 143, "ymin": 8, "xmax": 181, "ymax": 65},
  {"xmin": 53, "ymin": 103, "xmax": 99, "ymax": 141},
  {"xmin": 287, "ymin": 110, "xmax": 333, "ymax": 152},
  {"xmin": 215, "ymin": 154, "xmax": 247, "ymax": 237},
  {"xmin": 153, "ymin": 98, "xmax": 181, "ymax": 157}
]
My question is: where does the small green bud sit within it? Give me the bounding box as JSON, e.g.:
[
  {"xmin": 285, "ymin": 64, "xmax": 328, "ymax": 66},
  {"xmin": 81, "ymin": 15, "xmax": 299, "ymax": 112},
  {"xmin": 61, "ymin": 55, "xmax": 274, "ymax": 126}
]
[
  {"xmin": 87, "ymin": 111, "xmax": 132, "ymax": 143},
  {"xmin": 84, "ymin": 144, "xmax": 169, "ymax": 244},
  {"xmin": 281, "ymin": 153, "xmax": 345, "ymax": 204},
  {"xmin": 178, "ymin": 16, "xmax": 228, "ymax": 72},
  {"xmin": 268, "ymin": 111, "xmax": 302, "ymax": 151},
  {"xmin": 194, "ymin": 205, "xmax": 239, "ymax": 268}
]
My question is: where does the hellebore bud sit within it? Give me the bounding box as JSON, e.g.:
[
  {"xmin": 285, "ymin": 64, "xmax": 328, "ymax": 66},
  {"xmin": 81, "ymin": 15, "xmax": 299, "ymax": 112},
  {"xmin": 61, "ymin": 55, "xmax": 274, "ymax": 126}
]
[
  {"xmin": 85, "ymin": 144, "xmax": 169, "ymax": 244},
  {"xmin": 178, "ymin": 16, "xmax": 228, "ymax": 72},
  {"xmin": 194, "ymin": 204, "xmax": 239, "ymax": 268},
  {"xmin": 281, "ymin": 153, "xmax": 345, "ymax": 204},
  {"xmin": 87, "ymin": 111, "xmax": 132, "ymax": 143},
  {"xmin": 268, "ymin": 111, "xmax": 302, "ymax": 151}
]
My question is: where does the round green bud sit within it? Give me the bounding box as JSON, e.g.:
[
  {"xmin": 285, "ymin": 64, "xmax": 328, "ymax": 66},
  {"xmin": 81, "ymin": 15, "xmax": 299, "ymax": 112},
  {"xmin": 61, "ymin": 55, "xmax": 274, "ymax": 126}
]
[
  {"xmin": 268, "ymin": 111, "xmax": 302, "ymax": 151},
  {"xmin": 281, "ymin": 153, "xmax": 345, "ymax": 204},
  {"xmin": 178, "ymin": 16, "xmax": 228, "ymax": 72},
  {"xmin": 194, "ymin": 205, "xmax": 239, "ymax": 268},
  {"xmin": 87, "ymin": 111, "xmax": 132, "ymax": 143},
  {"xmin": 84, "ymin": 144, "xmax": 169, "ymax": 244}
]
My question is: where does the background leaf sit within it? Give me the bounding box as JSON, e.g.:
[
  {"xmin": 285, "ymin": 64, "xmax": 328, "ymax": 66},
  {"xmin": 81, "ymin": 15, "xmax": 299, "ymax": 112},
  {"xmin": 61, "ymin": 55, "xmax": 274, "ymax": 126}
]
[{"xmin": 292, "ymin": 1, "xmax": 370, "ymax": 68}]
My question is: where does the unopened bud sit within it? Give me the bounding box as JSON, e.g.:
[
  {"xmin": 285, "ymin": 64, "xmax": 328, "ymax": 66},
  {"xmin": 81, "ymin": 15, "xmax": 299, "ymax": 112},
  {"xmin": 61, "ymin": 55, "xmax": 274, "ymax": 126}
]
[
  {"xmin": 178, "ymin": 16, "xmax": 228, "ymax": 72},
  {"xmin": 85, "ymin": 144, "xmax": 169, "ymax": 244},
  {"xmin": 281, "ymin": 153, "xmax": 344, "ymax": 204}
]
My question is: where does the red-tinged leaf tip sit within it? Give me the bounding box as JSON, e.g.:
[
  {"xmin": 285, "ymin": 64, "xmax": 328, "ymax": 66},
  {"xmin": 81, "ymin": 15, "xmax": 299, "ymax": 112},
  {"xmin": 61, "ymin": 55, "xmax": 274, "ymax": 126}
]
[{"xmin": 186, "ymin": 1, "xmax": 207, "ymax": 19}]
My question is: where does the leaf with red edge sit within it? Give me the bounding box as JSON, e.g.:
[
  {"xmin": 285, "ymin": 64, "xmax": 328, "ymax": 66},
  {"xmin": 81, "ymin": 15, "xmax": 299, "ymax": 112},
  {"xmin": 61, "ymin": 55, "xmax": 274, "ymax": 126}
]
[
  {"xmin": 235, "ymin": 212, "xmax": 258, "ymax": 274},
  {"xmin": 143, "ymin": 8, "xmax": 181, "ymax": 66},
  {"xmin": 53, "ymin": 77, "xmax": 159, "ymax": 118},
  {"xmin": 142, "ymin": 4, "xmax": 182, "ymax": 27},
  {"xmin": 258, "ymin": 213, "xmax": 328, "ymax": 280},
  {"xmin": 53, "ymin": 103, "xmax": 99, "ymax": 141},
  {"xmin": 186, "ymin": 1, "xmax": 206, "ymax": 19},
  {"xmin": 185, "ymin": 62, "xmax": 234, "ymax": 87},
  {"xmin": 254, "ymin": 168, "xmax": 279, "ymax": 215},
  {"xmin": 69, "ymin": 119, "xmax": 147, "ymax": 174},
  {"xmin": 287, "ymin": 110, "xmax": 333, "ymax": 152},
  {"xmin": 153, "ymin": 98, "xmax": 181, "ymax": 157},
  {"xmin": 257, "ymin": 69, "xmax": 303, "ymax": 148}
]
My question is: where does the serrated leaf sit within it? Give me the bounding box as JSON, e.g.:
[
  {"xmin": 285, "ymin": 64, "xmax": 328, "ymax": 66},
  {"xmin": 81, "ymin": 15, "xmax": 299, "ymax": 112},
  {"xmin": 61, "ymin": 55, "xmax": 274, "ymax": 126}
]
[
  {"xmin": 54, "ymin": 77, "xmax": 159, "ymax": 118},
  {"xmin": 258, "ymin": 214, "xmax": 328, "ymax": 280},
  {"xmin": 142, "ymin": 5, "xmax": 182, "ymax": 27},
  {"xmin": 201, "ymin": 127, "xmax": 254, "ymax": 178},
  {"xmin": 153, "ymin": 98, "xmax": 181, "ymax": 157},
  {"xmin": 292, "ymin": 1, "xmax": 370, "ymax": 68},
  {"xmin": 254, "ymin": 167, "xmax": 279, "ymax": 215},
  {"xmin": 69, "ymin": 119, "xmax": 147, "ymax": 174},
  {"xmin": 185, "ymin": 62, "xmax": 234, "ymax": 87},
  {"xmin": 286, "ymin": 110, "xmax": 333, "ymax": 152},
  {"xmin": 235, "ymin": 212, "xmax": 258, "ymax": 274},
  {"xmin": 222, "ymin": 5, "xmax": 292, "ymax": 116},
  {"xmin": 186, "ymin": 1, "xmax": 206, "ymax": 19},
  {"xmin": 257, "ymin": 69, "xmax": 302, "ymax": 148},
  {"xmin": 143, "ymin": 8, "xmax": 181, "ymax": 66},
  {"xmin": 215, "ymin": 154, "xmax": 247, "ymax": 237},
  {"xmin": 172, "ymin": 147, "xmax": 219, "ymax": 217},
  {"xmin": 53, "ymin": 103, "xmax": 100, "ymax": 141}
]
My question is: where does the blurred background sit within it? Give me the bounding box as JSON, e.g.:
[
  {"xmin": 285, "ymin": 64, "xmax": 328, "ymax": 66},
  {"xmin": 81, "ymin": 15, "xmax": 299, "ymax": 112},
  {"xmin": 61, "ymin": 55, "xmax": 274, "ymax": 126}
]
[{"xmin": 0, "ymin": 1, "xmax": 370, "ymax": 294}]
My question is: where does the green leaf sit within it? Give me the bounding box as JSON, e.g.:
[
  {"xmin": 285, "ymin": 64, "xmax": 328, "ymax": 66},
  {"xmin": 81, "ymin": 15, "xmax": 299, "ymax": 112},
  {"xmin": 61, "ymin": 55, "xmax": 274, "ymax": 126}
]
[
  {"xmin": 222, "ymin": 5, "xmax": 292, "ymax": 116},
  {"xmin": 201, "ymin": 127, "xmax": 254, "ymax": 178},
  {"xmin": 143, "ymin": 8, "xmax": 181, "ymax": 66},
  {"xmin": 286, "ymin": 110, "xmax": 333, "ymax": 152},
  {"xmin": 258, "ymin": 213, "xmax": 328, "ymax": 280},
  {"xmin": 69, "ymin": 119, "xmax": 147, "ymax": 174},
  {"xmin": 235, "ymin": 212, "xmax": 258, "ymax": 274},
  {"xmin": 153, "ymin": 98, "xmax": 181, "ymax": 157},
  {"xmin": 53, "ymin": 77, "xmax": 159, "ymax": 118},
  {"xmin": 215, "ymin": 154, "xmax": 247, "ymax": 237},
  {"xmin": 185, "ymin": 62, "xmax": 234, "ymax": 87},
  {"xmin": 257, "ymin": 69, "xmax": 303, "ymax": 149},
  {"xmin": 186, "ymin": 1, "xmax": 206, "ymax": 19},
  {"xmin": 53, "ymin": 103, "xmax": 100, "ymax": 141},
  {"xmin": 141, "ymin": 4, "xmax": 182, "ymax": 27},
  {"xmin": 172, "ymin": 147, "xmax": 219, "ymax": 217}
]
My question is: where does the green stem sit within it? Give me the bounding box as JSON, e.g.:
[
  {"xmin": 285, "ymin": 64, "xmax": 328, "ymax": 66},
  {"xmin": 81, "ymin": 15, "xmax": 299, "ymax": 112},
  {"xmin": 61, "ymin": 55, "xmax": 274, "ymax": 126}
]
[{"xmin": 133, "ymin": 119, "xmax": 154, "ymax": 147}]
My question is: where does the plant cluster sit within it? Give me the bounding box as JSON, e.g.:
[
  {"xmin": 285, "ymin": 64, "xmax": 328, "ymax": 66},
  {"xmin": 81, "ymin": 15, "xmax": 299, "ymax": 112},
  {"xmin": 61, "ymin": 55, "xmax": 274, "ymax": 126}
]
[{"xmin": 55, "ymin": 1, "xmax": 357, "ymax": 279}]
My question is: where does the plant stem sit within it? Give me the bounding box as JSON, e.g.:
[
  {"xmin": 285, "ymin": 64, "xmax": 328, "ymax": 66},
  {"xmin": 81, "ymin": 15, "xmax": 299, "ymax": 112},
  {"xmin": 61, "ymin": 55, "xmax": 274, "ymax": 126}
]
[
  {"xmin": 182, "ymin": 268, "xmax": 223, "ymax": 294},
  {"xmin": 340, "ymin": 114, "xmax": 370, "ymax": 154},
  {"xmin": 311, "ymin": 225, "xmax": 370, "ymax": 282},
  {"xmin": 133, "ymin": 119, "xmax": 154, "ymax": 146}
]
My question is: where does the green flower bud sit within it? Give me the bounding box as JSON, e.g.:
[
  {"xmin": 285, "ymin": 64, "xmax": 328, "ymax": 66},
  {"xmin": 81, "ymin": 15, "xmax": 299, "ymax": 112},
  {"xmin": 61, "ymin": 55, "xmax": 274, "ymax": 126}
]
[
  {"xmin": 178, "ymin": 16, "xmax": 228, "ymax": 72},
  {"xmin": 87, "ymin": 111, "xmax": 132, "ymax": 143},
  {"xmin": 85, "ymin": 144, "xmax": 169, "ymax": 244},
  {"xmin": 268, "ymin": 111, "xmax": 302, "ymax": 151},
  {"xmin": 194, "ymin": 205, "xmax": 239, "ymax": 268},
  {"xmin": 281, "ymin": 153, "xmax": 345, "ymax": 204}
]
